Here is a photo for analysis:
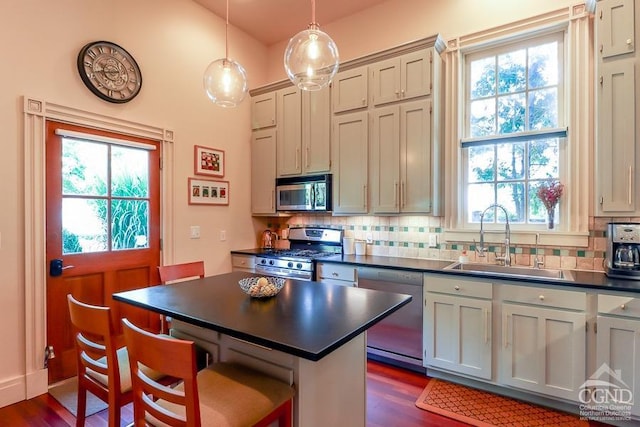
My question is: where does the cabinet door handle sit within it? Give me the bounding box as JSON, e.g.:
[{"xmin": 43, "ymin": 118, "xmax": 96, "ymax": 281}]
[
  {"xmin": 629, "ymin": 166, "xmax": 633, "ymax": 205},
  {"xmin": 627, "ymin": 38, "xmax": 633, "ymax": 46},
  {"xmin": 363, "ymin": 185, "xmax": 367, "ymax": 209},
  {"xmin": 271, "ymin": 190, "xmax": 275, "ymax": 210},
  {"xmin": 394, "ymin": 182, "xmax": 399, "ymax": 206},
  {"xmin": 503, "ymin": 313, "xmax": 511, "ymax": 348},
  {"xmin": 306, "ymin": 147, "xmax": 310, "ymax": 168},
  {"xmin": 539, "ymin": 295, "xmax": 545, "ymax": 301},
  {"xmin": 454, "ymin": 285, "xmax": 460, "ymax": 291},
  {"xmin": 621, "ymin": 304, "xmax": 627, "ymax": 310},
  {"xmin": 401, "ymin": 181, "xmax": 406, "ymax": 208},
  {"xmin": 484, "ymin": 309, "xmax": 490, "ymax": 344},
  {"xmin": 296, "ymin": 147, "xmax": 301, "ymax": 171}
]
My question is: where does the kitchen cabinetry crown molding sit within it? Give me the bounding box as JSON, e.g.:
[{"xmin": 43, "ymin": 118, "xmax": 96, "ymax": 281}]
[{"xmin": 249, "ymin": 35, "xmax": 446, "ymax": 97}]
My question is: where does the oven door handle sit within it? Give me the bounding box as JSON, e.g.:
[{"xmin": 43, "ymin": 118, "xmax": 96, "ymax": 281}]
[{"xmin": 255, "ymin": 265, "xmax": 312, "ymax": 280}]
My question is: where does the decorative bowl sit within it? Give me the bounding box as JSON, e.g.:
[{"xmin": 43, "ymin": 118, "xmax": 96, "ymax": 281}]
[{"xmin": 238, "ymin": 276, "xmax": 285, "ymax": 298}]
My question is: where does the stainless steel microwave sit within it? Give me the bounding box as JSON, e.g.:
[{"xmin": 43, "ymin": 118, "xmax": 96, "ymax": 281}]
[{"xmin": 276, "ymin": 174, "xmax": 332, "ymax": 212}]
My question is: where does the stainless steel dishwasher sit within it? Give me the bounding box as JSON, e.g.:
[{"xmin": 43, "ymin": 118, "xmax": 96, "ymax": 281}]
[{"xmin": 357, "ymin": 267, "xmax": 424, "ymax": 372}]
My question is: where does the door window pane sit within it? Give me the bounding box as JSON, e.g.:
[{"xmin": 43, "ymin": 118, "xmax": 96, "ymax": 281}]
[
  {"xmin": 62, "ymin": 198, "xmax": 108, "ymax": 254},
  {"xmin": 112, "ymin": 146, "xmax": 149, "ymax": 198},
  {"xmin": 112, "ymin": 199, "xmax": 149, "ymax": 250},
  {"xmin": 62, "ymin": 139, "xmax": 108, "ymax": 196}
]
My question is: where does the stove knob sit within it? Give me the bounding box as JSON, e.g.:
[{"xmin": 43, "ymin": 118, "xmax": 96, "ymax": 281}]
[
  {"xmin": 296, "ymin": 263, "xmax": 303, "ymax": 269},
  {"xmin": 287, "ymin": 262, "xmax": 294, "ymax": 268},
  {"xmin": 260, "ymin": 259, "xmax": 266, "ymax": 265},
  {"xmin": 269, "ymin": 259, "xmax": 275, "ymax": 266}
]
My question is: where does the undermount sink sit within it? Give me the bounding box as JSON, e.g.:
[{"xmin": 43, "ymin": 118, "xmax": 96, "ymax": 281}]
[{"xmin": 444, "ymin": 262, "xmax": 575, "ymax": 282}]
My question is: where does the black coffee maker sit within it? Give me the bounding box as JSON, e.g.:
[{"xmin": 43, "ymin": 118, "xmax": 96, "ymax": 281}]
[{"xmin": 606, "ymin": 223, "xmax": 640, "ymax": 280}]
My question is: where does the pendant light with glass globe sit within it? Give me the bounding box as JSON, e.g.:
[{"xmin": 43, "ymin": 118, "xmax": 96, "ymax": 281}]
[
  {"xmin": 203, "ymin": 0, "xmax": 248, "ymax": 107},
  {"xmin": 283, "ymin": 0, "xmax": 339, "ymax": 91}
]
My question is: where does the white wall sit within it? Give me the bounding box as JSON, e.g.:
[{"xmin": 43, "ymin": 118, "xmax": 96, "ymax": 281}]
[
  {"xmin": 265, "ymin": 0, "xmax": 578, "ymax": 82},
  {"xmin": 0, "ymin": 0, "xmax": 268, "ymax": 406}
]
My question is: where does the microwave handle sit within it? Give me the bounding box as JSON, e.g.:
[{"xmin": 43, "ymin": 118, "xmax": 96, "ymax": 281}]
[{"xmin": 310, "ymin": 183, "xmax": 316, "ymax": 209}]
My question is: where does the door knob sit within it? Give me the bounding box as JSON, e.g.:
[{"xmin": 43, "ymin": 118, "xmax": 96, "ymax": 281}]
[{"xmin": 49, "ymin": 259, "xmax": 74, "ymax": 277}]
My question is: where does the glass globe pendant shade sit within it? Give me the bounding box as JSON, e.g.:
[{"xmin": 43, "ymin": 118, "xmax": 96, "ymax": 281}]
[
  {"xmin": 203, "ymin": 58, "xmax": 248, "ymax": 108},
  {"xmin": 284, "ymin": 24, "xmax": 339, "ymax": 91}
]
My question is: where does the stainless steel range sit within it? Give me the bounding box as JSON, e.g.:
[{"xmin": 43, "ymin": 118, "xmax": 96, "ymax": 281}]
[{"xmin": 255, "ymin": 227, "xmax": 343, "ymax": 281}]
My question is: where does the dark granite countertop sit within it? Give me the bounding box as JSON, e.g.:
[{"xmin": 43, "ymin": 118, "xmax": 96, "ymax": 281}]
[
  {"xmin": 113, "ymin": 271, "xmax": 411, "ymax": 361},
  {"xmin": 231, "ymin": 249, "xmax": 640, "ymax": 294}
]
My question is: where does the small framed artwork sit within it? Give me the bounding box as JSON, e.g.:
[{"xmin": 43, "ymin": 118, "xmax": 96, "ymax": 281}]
[
  {"xmin": 194, "ymin": 145, "xmax": 225, "ymax": 177},
  {"xmin": 188, "ymin": 178, "xmax": 229, "ymax": 205}
]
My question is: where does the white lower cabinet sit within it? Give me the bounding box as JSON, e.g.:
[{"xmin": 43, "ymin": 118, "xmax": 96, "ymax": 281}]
[
  {"xmin": 316, "ymin": 262, "xmax": 357, "ymax": 286},
  {"xmin": 231, "ymin": 254, "xmax": 255, "ymax": 273},
  {"xmin": 499, "ymin": 286, "xmax": 587, "ymax": 402},
  {"xmin": 424, "ymin": 275, "xmax": 492, "ymax": 380},
  {"xmin": 596, "ymin": 294, "xmax": 640, "ymax": 417}
]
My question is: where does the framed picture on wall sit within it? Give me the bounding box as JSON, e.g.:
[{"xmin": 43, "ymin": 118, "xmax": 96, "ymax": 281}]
[
  {"xmin": 194, "ymin": 145, "xmax": 225, "ymax": 177},
  {"xmin": 188, "ymin": 178, "xmax": 229, "ymax": 205}
]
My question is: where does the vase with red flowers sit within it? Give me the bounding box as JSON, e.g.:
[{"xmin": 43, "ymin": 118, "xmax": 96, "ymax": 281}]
[{"xmin": 537, "ymin": 180, "xmax": 564, "ymax": 229}]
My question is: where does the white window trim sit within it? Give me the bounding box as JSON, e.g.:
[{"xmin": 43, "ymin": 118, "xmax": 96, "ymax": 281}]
[{"xmin": 442, "ymin": 5, "xmax": 592, "ymax": 248}]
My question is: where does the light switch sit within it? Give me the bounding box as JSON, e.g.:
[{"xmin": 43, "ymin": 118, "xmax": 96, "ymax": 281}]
[
  {"xmin": 220, "ymin": 230, "xmax": 226, "ymax": 241},
  {"xmin": 428, "ymin": 234, "xmax": 438, "ymax": 247},
  {"xmin": 190, "ymin": 226, "xmax": 200, "ymax": 239}
]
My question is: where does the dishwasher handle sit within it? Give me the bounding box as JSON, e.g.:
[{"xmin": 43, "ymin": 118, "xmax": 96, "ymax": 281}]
[{"xmin": 356, "ymin": 267, "xmax": 422, "ymax": 286}]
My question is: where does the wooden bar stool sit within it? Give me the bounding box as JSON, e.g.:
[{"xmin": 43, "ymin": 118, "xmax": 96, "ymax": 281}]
[
  {"xmin": 157, "ymin": 261, "xmax": 206, "ymax": 334},
  {"xmin": 122, "ymin": 318, "xmax": 295, "ymax": 427},
  {"xmin": 67, "ymin": 295, "xmax": 170, "ymax": 427}
]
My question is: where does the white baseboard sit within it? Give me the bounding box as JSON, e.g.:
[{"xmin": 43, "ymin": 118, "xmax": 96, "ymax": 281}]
[{"xmin": 0, "ymin": 375, "xmax": 26, "ymax": 408}]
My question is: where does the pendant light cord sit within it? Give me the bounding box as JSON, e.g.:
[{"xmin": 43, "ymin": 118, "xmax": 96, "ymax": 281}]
[
  {"xmin": 225, "ymin": 0, "xmax": 229, "ymax": 60},
  {"xmin": 311, "ymin": 0, "xmax": 317, "ymax": 26}
]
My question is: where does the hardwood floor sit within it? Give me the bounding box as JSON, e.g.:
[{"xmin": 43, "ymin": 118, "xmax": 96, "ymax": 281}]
[{"xmin": 0, "ymin": 360, "xmax": 611, "ymax": 426}]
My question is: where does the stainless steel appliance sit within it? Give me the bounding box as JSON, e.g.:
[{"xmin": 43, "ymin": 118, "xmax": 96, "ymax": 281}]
[
  {"xmin": 276, "ymin": 174, "xmax": 332, "ymax": 212},
  {"xmin": 606, "ymin": 223, "xmax": 640, "ymax": 280},
  {"xmin": 255, "ymin": 227, "xmax": 342, "ymax": 281},
  {"xmin": 356, "ymin": 267, "xmax": 424, "ymax": 373}
]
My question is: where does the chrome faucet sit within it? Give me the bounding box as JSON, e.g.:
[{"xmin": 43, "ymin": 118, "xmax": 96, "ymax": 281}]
[
  {"xmin": 476, "ymin": 204, "xmax": 511, "ymax": 266},
  {"xmin": 533, "ymin": 233, "xmax": 544, "ymax": 269}
]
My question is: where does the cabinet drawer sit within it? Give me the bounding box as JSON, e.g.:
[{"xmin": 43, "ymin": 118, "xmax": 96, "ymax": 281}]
[
  {"xmin": 599, "ymin": 294, "xmax": 640, "ymax": 318},
  {"xmin": 317, "ymin": 263, "xmax": 356, "ymax": 282},
  {"xmin": 501, "ymin": 286, "xmax": 586, "ymax": 311},
  {"xmin": 425, "ymin": 275, "xmax": 492, "ymax": 299},
  {"xmin": 232, "ymin": 255, "xmax": 255, "ymax": 269}
]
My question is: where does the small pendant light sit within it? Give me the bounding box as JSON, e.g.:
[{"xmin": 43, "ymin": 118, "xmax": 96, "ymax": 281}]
[
  {"xmin": 203, "ymin": 0, "xmax": 248, "ymax": 107},
  {"xmin": 283, "ymin": 0, "xmax": 339, "ymax": 91}
]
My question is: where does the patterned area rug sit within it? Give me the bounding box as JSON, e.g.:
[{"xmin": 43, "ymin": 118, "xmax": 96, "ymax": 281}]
[
  {"xmin": 49, "ymin": 377, "xmax": 108, "ymax": 417},
  {"xmin": 415, "ymin": 379, "xmax": 589, "ymax": 427}
]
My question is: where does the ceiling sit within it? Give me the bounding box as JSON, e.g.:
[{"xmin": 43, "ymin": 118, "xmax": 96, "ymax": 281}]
[{"xmin": 194, "ymin": 0, "xmax": 388, "ymax": 46}]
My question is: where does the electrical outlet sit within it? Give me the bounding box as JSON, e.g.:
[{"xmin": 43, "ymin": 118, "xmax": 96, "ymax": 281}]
[
  {"xmin": 190, "ymin": 226, "xmax": 200, "ymax": 239},
  {"xmin": 428, "ymin": 234, "xmax": 438, "ymax": 247},
  {"xmin": 366, "ymin": 233, "xmax": 373, "ymax": 244},
  {"xmin": 220, "ymin": 230, "xmax": 226, "ymax": 241}
]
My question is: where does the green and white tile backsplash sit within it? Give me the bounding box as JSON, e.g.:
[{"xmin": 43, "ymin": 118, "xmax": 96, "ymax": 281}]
[{"xmin": 266, "ymin": 215, "xmax": 622, "ymax": 272}]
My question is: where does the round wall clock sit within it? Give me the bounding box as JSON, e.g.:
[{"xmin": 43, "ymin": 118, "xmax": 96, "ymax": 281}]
[{"xmin": 77, "ymin": 41, "xmax": 142, "ymax": 103}]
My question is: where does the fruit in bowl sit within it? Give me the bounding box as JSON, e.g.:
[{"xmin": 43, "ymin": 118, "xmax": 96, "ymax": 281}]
[{"xmin": 238, "ymin": 276, "xmax": 285, "ymax": 298}]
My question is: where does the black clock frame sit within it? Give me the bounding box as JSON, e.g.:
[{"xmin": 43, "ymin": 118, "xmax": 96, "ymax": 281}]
[{"xmin": 76, "ymin": 40, "xmax": 143, "ymax": 104}]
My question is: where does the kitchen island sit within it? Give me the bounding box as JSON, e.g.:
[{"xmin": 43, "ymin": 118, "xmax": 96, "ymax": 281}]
[{"xmin": 113, "ymin": 271, "xmax": 412, "ymax": 427}]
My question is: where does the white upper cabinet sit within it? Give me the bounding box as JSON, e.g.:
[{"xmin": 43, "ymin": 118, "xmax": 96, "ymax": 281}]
[
  {"xmin": 275, "ymin": 86, "xmax": 331, "ymax": 177},
  {"xmin": 595, "ymin": 0, "xmax": 639, "ymax": 215},
  {"xmin": 302, "ymin": 89, "xmax": 331, "ymax": 174},
  {"xmin": 251, "ymin": 129, "xmax": 277, "ymax": 215},
  {"xmin": 331, "ymin": 66, "xmax": 369, "ymax": 113},
  {"xmin": 276, "ymin": 87, "xmax": 302, "ymax": 177},
  {"xmin": 332, "ymin": 111, "xmax": 369, "ymax": 214},
  {"xmin": 370, "ymin": 49, "xmax": 432, "ymax": 106},
  {"xmin": 599, "ymin": 0, "xmax": 635, "ymax": 59},
  {"xmin": 251, "ymin": 92, "xmax": 276, "ymax": 130}
]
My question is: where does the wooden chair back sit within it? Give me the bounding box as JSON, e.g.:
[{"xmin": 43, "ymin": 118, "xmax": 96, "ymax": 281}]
[
  {"xmin": 158, "ymin": 261, "xmax": 205, "ymax": 284},
  {"xmin": 67, "ymin": 294, "xmax": 127, "ymax": 427},
  {"xmin": 123, "ymin": 318, "xmax": 202, "ymax": 427}
]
